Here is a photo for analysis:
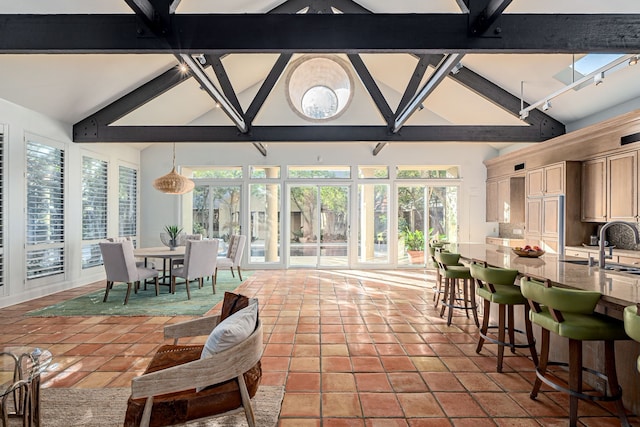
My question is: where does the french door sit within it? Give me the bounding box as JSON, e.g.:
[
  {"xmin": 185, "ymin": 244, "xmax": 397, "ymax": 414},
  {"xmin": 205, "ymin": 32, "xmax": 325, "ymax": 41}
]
[
  {"xmin": 192, "ymin": 184, "xmax": 242, "ymax": 253},
  {"xmin": 397, "ymin": 184, "xmax": 458, "ymax": 266},
  {"xmin": 288, "ymin": 184, "xmax": 349, "ymax": 267}
]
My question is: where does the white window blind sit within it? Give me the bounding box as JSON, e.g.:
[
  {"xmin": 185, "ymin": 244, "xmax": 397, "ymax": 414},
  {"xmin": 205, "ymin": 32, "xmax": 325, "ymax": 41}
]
[
  {"xmin": 82, "ymin": 156, "xmax": 108, "ymax": 269},
  {"xmin": 119, "ymin": 165, "xmax": 137, "ymax": 238},
  {"xmin": 26, "ymin": 141, "xmax": 65, "ymax": 280},
  {"xmin": 0, "ymin": 130, "xmax": 4, "ymax": 287}
]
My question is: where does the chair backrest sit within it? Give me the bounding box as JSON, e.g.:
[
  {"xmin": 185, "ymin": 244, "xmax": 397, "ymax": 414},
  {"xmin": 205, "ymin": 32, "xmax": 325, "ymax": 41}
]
[
  {"xmin": 227, "ymin": 235, "xmax": 246, "ymax": 267},
  {"xmin": 623, "ymin": 304, "xmax": 640, "ymax": 343},
  {"xmin": 224, "ymin": 235, "xmax": 236, "ymax": 258},
  {"xmin": 184, "ymin": 239, "xmax": 219, "ymax": 280},
  {"xmin": 107, "ymin": 236, "xmax": 131, "ymax": 243},
  {"xmin": 178, "ymin": 233, "xmax": 203, "ymax": 246},
  {"xmin": 434, "ymin": 250, "xmax": 460, "ymax": 266},
  {"xmin": 470, "ymin": 263, "xmax": 519, "ymax": 287},
  {"xmin": 520, "ymin": 276, "xmax": 601, "ymax": 315},
  {"xmin": 99, "ymin": 240, "xmax": 138, "ymax": 282}
]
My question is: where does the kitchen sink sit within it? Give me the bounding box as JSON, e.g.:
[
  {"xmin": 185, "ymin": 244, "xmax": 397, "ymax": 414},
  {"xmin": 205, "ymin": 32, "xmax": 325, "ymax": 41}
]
[{"xmin": 560, "ymin": 259, "xmax": 590, "ymax": 265}]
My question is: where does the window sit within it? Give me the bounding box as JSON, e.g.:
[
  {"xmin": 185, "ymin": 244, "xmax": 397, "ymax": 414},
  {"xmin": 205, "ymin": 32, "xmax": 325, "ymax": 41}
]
[
  {"xmin": 119, "ymin": 165, "xmax": 138, "ymax": 239},
  {"xmin": 288, "ymin": 166, "xmax": 351, "ymax": 179},
  {"xmin": 26, "ymin": 140, "xmax": 65, "ymax": 280},
  {"xmin": 192, "ymin": 167, "xmax": 242, "ymax": 179},
  {"xmin": 358, "ymin": 166, "xmax": 389, "ymax": 179},
  {"xmin": 250, "ymin": 166, "xmax": 280, "ymax": 179},
  {"xmin": 0, "ymin": 128, "xmax": 4, "ymax": 287},
  {"xmin": 81, "ymin": 156, "xmax": 108, "ymax": 269},
  {"xmin": 396, "ymin": 165, "xmax": 460, "ymax": 179}
]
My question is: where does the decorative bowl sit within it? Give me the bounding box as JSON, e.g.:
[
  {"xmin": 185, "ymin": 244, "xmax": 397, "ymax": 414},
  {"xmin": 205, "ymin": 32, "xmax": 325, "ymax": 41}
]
[{"xmin": 512, "ymin": 248, "xmax": 545, "ymax": 258}]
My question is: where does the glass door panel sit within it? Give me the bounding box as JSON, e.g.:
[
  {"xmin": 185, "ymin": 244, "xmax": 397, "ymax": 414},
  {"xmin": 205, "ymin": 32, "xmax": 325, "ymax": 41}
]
[
  {"xmin": 319, "ymin": 186, "xmax": 349, "ymax": 267},
  {"xmin": 428, "ymin": 186, "xmax": 458, "ymax": 243},
  {"xmin": 249, "ymin": 183, "xmax": 281, "ymax": 263},
  {"xmin": 358, "ymin": 184, "xmax": 389, "ymax": 264},
  {"xmin": 289, "ymin": 185, "xmax": 349, "ymax": 267},
  {"xmin": 397, "ymin": 185, "xmax": 426, "ymax": 266},
  {"xmin": 193, "ymin": 184, "xmax": 241, "ymax": 254},
  {"xmin": 289, "ymin": 186, "xmax": 319, "ymax": 266}
]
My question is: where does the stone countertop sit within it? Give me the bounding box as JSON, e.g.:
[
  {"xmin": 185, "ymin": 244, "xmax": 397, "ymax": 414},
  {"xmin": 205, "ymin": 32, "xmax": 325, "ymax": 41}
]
[
  {"xmin": 566, "ymin": 245, "xmax": 640, "ymax": 258},
  {"xmin": 452, "ymin": 243, "xmax": 639, "ymax": 310}
]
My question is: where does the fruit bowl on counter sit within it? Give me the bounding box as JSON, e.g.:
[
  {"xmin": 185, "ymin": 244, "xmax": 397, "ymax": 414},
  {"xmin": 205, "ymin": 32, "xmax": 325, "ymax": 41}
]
[{"xmin": 512, "ymin": 245, "xmax": 545, "ymax": 258}]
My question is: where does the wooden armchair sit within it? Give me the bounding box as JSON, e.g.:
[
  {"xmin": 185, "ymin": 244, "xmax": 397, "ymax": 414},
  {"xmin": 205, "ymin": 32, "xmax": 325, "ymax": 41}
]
[{"xmin": 125, "ymin": 311, "xmax": 263, "ymax": 427}]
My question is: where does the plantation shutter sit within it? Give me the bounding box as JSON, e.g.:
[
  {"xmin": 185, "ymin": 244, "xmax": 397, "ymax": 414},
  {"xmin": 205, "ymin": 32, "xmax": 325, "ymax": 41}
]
[
  {"xmin": 119, "ymin": 165, "xmax": 138, "ymax": 240},
  {"xmin": 81, "ymin": 156, "xmax": 108, "ymax": 269},
  {"xmin": 26, "ymin": 141, "xmax": 65, "ymax": 280}
]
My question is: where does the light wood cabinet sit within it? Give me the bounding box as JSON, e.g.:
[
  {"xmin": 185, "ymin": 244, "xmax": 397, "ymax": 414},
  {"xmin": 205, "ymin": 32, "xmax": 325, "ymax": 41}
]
[
  {"xmin": 608, "ymin": 151, "xmax": 638, "ymax": 221},
  {"xmin": 486, "ymin": 176, "xmax": 525, "ymax": 223},
  {"xmin": 581, "ymin": 150, "xmax": 638, "ymax": 222},
  {"xmin": 542, "ymin": 196, "xmax": 561, "ymax": 236},
  {"xmin": 525, "ymin": 198, "xmax": 542, "ymax": 236},
  {"xmin": 581, "ymin": 158, "xmax": 606, "ymax": 222},
  {"xmin": 526, "ymin": 162, "xmax": 565, "ymax": 197},
  {"xmin": 486, "ymin": 179, "xmax": 498, "ymax": 222}
]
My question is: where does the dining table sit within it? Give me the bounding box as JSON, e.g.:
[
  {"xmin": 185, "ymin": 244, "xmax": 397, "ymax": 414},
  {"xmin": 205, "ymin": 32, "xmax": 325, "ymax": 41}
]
[{"xmin": 133, "ymin": 246, "xmax": 186, "ymax": 285}]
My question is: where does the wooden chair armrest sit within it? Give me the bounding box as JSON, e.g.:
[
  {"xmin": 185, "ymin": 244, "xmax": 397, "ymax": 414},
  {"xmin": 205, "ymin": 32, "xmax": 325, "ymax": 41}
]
[
  {"xmin": 164, "ymin": 315, "xmax": 221, "ymax": 343},
  {"xmin": 133, "ymin": 321, "xmax": 263, "ymax": 399}
]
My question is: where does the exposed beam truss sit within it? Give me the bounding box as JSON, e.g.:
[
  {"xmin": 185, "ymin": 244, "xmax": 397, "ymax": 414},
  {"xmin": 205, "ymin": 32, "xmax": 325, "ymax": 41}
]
[
  {"xmin": 469, "ymin": 0, "xmax": 513, "ymax": 35},
  {"xmin": 1, "ymin": 14, "xmax": 639, "ymax": 53}
]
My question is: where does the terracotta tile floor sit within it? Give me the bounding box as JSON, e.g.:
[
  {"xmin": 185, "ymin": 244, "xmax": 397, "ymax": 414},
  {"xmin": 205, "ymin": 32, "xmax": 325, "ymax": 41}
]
[{"xmin": 1, "ymin": 269, "xmax": 639, "ymax": 426}]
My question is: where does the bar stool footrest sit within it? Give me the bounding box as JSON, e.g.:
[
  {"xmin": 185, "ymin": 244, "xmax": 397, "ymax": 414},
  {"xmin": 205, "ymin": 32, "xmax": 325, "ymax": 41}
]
[
  {"xmin": 534, "ymin": 361, "xmax": 622, "ymax": 402},
  {"xmin": 480, "ymin": 325, "xmax": 535, "ymax": 349},
  {"xmin": 441, "ymin": 298, "xmax": 477, "ymax": 311}
]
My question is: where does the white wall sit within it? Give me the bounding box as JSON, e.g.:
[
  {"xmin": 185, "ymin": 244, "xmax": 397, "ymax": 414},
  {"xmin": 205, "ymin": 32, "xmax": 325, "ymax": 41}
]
[
  {"xmin": 0, "ymin": 99, "xmax": 140, "ymax": 308},
  {"xmin": 140, "ymin": 141, "xmax": 498, "ymax": 257}
]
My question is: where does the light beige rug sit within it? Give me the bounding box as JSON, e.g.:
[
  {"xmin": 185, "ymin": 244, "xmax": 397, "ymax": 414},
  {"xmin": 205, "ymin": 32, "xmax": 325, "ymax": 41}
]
[{"xmin": 10, "ymin": 385, "xmax": 283, "ymax": 427}]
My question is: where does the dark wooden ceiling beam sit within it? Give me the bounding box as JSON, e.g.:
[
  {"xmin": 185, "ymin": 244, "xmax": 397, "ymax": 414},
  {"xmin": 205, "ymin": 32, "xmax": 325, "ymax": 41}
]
[
  {"xmin": 396, "ymin": 55, "xmax": 432, "ymax": 115},
  {"xmin": 245, "ymin": 54, "xmax": 293, "ymax": 124},
  {"xmin": 330, "ymin": 0, "xmax": 371, "ymax": 14},
  {"xmin": 2, "ymin": 14, "xmax": 639, "ymax": 53},
  {"xmin": 207, "ymin": 54, "xmax": 244, "ymax": 115},
  {"xmin": 268, "ymin": 0, "xmax": 312, "ymax": 13},
  {"xmin": 74, "ymin": 124, "xmax": 546, "ymax": 143},
  {"xmin": 347, "ymin": 54, "xmax": 394, "ymax": 125},
  {"xmin": 124, "ymin": 0, "xmax": 173, "ymax": 35},
  {"xmin": 469, "ymin": 0, "xmax": 513, "ymax": 35}
]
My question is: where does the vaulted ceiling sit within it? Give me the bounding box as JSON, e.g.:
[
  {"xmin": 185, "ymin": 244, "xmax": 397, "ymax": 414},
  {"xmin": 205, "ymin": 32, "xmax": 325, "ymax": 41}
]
[{"xmin": 1, "ymin": 0, "xmax": 639, "ymax": 155}]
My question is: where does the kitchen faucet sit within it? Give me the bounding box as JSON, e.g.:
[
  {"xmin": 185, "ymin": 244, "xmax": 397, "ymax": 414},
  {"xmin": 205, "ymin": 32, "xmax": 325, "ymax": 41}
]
[{"xmin": 598, "ymin": 220, "xmax": 640, "ymax": 268}]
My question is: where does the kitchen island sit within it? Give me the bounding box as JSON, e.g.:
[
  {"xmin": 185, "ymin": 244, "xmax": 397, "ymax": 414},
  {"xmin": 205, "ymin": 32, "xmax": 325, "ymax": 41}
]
[
  {"xmin": 452, "ymin": 243, "xmax": 640, "ymax": 413},
  {"xmin": 453, "ymin": 243, "xmax": 639, "ymax": 315}
]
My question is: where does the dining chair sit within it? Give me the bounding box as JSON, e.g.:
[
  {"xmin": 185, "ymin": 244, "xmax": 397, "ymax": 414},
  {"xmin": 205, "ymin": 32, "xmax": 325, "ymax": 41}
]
[
  {"xmin": 171, "ymin": 239, "xmax": 219, "ymax": 299},
  {"xmin": 99, "ymin": 240, "xmax": 159, "ymax": 305},
  {"xmin": 171, "ymin": 233, "xmax": 203, "ymax": 268},
  {"xmin": 215, "ymin": 235, "xmax": 246, "ymax": 286}
]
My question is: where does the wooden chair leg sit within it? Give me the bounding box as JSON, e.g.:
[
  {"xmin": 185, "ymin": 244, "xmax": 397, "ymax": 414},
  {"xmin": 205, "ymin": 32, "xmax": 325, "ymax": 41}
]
[
  {"xmin": 440, "ymin": 278, "xmax": 450, "ymax": 318},
  {"xmin": 238, "ymin": 374, "xmax": 256, "ymax": 427},
  {"xmin": 154, "ymin": 277, "xmax": 159, "ymax": 296},
  {"xmin": 462, "ymin": 279, "xmax": 470, "ymax": 318},
  {"xmin": 531, "ymin": 328, "xmax": 549, "ymax": 399},
  {"xmin": 433, "ymin": 270, "xmax": 442, "ymax": 306},
  {"xmin": 124, "ymin": 283, "xmax": 133, "ymax": 305},
  {"xmin": 524, "ymin": 305, "xmax": 539, "ymax": 366},
  {"xmin": 212, "ymin": 269, "xmax": 217, "ymax": 294},
  {"xmin": 568, "ymin": 338, "xmax": 582, "ymax": 427},
  {"xmin": 476, "ymin": 299, "xmax": 491, "ymax": 354},
  {"xmin": 469, "ymin": 280, "xmax": 479, "ymax": 327},
  {"xmin": 507, "ymin": 304, "xmax": 516, "ymax": 353},
  {"xmin": 237, "ymin": 266, "xmax": 243, "ymax": 281},
  {"xmin": 103, "ymin": 281, "xmax": 112, "ymax": 302},
  {"xmin": 229, "ymin": 266, "xmax": 235, "ymax": 278},
  {"xmin": 497, "ymin": 303, "xmax": 506, "ymax": 373},
  {"xmin": 185, "ymin": 280, "xmax": 191, "ymax": 300},
  {"xmin": 447, "ymin": 279, "xmax": 456, "ymax": 326},
  {"xmin": 171, "ymin": 276, "xmax": 176, "ymax": 294},
  {"xmin": 604, "ymin": 340, "xmax": 630, "ymax": 427}
]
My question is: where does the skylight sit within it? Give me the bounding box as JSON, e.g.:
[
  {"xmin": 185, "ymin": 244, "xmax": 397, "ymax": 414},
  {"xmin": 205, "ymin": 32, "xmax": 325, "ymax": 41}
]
[{"xmin": 554, "ymin": 53, "xmax": 625, "ymax": 88}]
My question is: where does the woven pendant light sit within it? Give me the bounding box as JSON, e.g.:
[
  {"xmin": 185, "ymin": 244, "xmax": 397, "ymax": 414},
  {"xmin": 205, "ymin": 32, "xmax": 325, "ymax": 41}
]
[{"xmin": 153, "ymin": 143, "xmax": 195, "ymax": 195}]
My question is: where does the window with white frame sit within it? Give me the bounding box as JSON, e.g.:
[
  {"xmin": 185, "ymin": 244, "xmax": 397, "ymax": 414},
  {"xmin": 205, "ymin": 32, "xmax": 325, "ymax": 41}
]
[
  {"xmin": 0, "ymin": 128, "xmax": 4, "ymax": 286},
  {"xmin": 81, "ymin": 156, "xmax": 108, "ymax": 269},
  {"xmin": 26, "ymin": 140, "xmax": 65, "ymax": 280},
  {"xmin": 119, "ymin": 165, "xmax": 137, "ymax": 240}
]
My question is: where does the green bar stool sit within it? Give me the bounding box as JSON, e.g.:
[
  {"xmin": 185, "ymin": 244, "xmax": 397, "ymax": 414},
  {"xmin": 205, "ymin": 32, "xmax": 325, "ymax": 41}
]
[
  {"xmin": 521, "ymin": 276, "xmax": 630, "ymax": 427},
  {"xmin": 623, "ymin": 303, "xmax": 640, "ymax": 373},
  {"xmin": 434, "ymin": 250, "xmax": 479, "ymax": 327},
  {"xmin": 470, "ymin": 261, "xmax": 538, "ymax": 373},
  {"xmin": 429, "ymin": 242, "xmax": 454, "ymax": 308}
]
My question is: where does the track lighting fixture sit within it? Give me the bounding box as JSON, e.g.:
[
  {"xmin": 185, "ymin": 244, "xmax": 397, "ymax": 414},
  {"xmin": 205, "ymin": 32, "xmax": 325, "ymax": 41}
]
[
  {"xmin": 519, "ymin": 54, "xmax": 636, "ymax": 120},
  {"xmin": 593, "ymin": 71, "xmax": 605, "ymax": 85}
]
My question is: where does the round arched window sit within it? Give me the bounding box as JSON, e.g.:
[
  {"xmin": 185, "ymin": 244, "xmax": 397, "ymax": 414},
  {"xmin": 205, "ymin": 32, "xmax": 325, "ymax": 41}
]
[{"xmin": 286, "ymin": 56, "xmax": 353, "ymax": 121}]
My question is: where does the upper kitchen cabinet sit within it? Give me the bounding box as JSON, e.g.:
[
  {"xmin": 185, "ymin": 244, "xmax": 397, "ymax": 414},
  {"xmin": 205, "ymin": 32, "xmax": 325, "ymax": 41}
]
[
  {"xmin": 608, "ymin": 151, "xmax": 638, "ymax": 221},
  {"xmin": 486, "ymin": 176, "xmax": 525, "ymax": 223},
  {"xmin": 526, "ymin": 162, "xmax": 565, "ymax": 196},
  {"xmin": 581, "ymin": 150, "xmax": 638, "ymax": 222},
  {"xmin": 581, "ymin": 158, "xmax": 606, "ymax": 222}
]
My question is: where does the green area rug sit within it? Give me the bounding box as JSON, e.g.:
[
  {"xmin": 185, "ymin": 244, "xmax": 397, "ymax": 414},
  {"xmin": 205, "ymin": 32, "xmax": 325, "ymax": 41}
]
[{"xmin": 27, "ymin": 271, "xmax": 252, "ymax": 317}]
